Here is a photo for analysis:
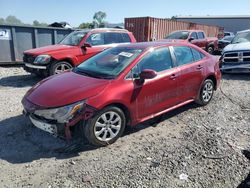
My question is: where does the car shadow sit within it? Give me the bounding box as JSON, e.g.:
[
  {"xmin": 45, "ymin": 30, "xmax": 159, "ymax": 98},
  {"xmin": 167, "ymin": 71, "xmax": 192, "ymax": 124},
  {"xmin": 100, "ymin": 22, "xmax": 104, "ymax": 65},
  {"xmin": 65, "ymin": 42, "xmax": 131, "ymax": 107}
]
[
  {"xmin": 0, "ymin": 73, "xmax": 42, "ymax": 88},
  {"xmin": 0, "ymin": 102, "xmax": 198, "ymax": 164}
]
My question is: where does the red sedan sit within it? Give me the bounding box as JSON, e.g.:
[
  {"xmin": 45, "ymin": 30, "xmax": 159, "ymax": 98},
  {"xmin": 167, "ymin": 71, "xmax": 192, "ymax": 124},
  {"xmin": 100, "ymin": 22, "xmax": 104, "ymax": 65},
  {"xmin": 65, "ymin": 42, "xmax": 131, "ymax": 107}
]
[{"xmin": 22, "ymin": 42, "xmax": 221, "ymax": 146}]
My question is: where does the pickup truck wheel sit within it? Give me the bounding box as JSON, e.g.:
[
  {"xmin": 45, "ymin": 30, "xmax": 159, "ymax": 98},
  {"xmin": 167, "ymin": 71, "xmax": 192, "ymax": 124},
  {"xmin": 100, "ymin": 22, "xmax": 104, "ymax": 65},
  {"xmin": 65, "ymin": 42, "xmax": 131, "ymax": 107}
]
[
  {"xmin": 84, "ymin": 106, "xmax": 126, "ymax": 146},
  {"xmin": 207, "ymin": 46, "xmax": 214, "ymax": 55},
  {"xmin": 50, "ymin": 61, "xmax": 73, "ymax": 75},
  {"xmin": 196, "ymin": 79, "xmax": 214, "ymax": 106}
]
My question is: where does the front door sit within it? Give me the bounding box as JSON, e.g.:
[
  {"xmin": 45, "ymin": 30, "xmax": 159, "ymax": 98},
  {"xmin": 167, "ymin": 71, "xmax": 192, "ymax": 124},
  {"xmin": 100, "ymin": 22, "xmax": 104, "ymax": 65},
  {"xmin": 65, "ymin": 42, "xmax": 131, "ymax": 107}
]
[{"xmin": 130, "ymin": 47, "xmax": 179, "ymax": 120}]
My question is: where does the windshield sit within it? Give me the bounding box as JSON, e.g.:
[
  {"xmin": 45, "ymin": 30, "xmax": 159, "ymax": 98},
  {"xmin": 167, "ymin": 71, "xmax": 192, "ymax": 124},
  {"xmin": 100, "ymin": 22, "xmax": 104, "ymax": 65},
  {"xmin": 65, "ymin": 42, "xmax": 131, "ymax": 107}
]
[
  {"xmin": 74, "ymin": 47, "xmax": 143, "ymax": 79},
  {"xmin": 60, "ymin": 31, "xmax": 87, "ymax": 46},
  {"xmin": 231, "ymin": 31, "xmax": 250, "ymax": 44},
  {"xmin": 222, "ymin": 36, "xmax": 234, "ymax": 41},
  {"xmin": 165, "ymin": 31, "xmax": 190, "ymax": 40}
]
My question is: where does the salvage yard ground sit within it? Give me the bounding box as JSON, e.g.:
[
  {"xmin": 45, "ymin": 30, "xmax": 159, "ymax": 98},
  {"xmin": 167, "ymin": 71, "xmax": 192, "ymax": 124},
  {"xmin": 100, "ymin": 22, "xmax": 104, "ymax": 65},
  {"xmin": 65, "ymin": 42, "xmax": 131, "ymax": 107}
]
[{"xmin": 0, "ymin": 66, "xmax": 249, "ymax": 188}]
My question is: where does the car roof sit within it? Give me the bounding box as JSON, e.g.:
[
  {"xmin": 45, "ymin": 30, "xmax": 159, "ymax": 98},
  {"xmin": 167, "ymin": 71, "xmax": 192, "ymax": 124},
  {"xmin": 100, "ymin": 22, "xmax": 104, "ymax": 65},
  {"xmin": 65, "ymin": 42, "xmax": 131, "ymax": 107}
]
[
  {"xmin": 74, "ymin": 28, "xmax": 129, "ymax": 33},
  {"xmin": 172, "ymin": 30, "xmax": 204, "ymax": 33},
  {"xmin": 116, "ymin": 41, "xmax": 196, "ymax": 50}
]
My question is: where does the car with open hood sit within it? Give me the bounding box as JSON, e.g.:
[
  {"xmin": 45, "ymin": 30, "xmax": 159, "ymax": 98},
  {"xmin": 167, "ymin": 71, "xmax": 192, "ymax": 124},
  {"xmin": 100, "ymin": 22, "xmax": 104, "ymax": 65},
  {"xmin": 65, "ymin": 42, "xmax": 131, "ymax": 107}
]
[{"xmin": 22, "ymin": 42, "xmax": 221, "ymax": 146}]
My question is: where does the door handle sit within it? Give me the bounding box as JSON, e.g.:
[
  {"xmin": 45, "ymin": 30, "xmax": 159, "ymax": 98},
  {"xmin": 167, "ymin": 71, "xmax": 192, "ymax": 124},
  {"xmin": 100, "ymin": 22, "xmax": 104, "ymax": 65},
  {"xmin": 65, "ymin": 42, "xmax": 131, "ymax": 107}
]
[
  {"xmin": 170, "ymin": 74, "xmax": 178, "ymax": 80},
  {"xmin": 196, "ymin": 65, "xmax": 203, "ymax": 70}
]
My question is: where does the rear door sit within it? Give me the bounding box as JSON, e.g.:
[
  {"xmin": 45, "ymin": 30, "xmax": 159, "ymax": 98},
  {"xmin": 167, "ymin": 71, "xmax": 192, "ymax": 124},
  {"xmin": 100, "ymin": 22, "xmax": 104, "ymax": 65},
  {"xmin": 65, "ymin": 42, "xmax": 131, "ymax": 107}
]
[
  {"xmin": 172, "ymin": 46, "xmax": 205, "ymax": 102},
  {"xmin": 128, "ymin": 47, "xmax": 179, "ymax": 120}
]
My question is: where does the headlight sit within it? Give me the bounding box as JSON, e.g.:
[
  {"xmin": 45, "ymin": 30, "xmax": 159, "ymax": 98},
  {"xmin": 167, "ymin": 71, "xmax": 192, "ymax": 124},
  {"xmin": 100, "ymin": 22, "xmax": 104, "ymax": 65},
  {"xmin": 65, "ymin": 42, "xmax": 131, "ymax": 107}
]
[
  {"xmin": 34, "ymin": 101, "xmax": 84, "ymax": 123},
  {"xmin": 34, "ymin": 55, "xmax": 51, "ymax": 64}
]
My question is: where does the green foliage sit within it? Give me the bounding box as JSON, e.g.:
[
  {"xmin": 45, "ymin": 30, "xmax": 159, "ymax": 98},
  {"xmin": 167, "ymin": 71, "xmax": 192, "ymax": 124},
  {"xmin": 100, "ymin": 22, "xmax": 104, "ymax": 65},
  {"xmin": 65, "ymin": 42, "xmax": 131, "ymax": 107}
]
[
  {"xmin": 0, "ymin": 18, "xmax": 5, "ymax": 24},
  {"xmin": 5, "ymin": 15, "xmax": 23, "ymax": 25},
  {"xmin": 33, "ymin": 20, "xmax": 48, "ymax": 27},
  {"xmin": 78, "ymin": 22, "xmax": 94, "ymax": 29},
  {"xmin": 93, "ymin": 11, "xmax": 107, "ymax": 28}
]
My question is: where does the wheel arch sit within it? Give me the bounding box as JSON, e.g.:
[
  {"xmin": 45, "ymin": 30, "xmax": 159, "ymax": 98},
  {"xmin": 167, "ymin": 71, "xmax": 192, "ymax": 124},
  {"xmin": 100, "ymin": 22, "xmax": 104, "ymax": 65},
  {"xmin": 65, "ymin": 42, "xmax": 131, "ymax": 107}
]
[
  {"xmin": 55, "ymin": 58, "xmax": 75, "ymax": 67},
  {"xmin": 205, "ymin": 74, "xmax": 217, "ymax": 90},
  {"xmin": 103, "ymin": 103, "xmax": 132, "ymax": 126}
]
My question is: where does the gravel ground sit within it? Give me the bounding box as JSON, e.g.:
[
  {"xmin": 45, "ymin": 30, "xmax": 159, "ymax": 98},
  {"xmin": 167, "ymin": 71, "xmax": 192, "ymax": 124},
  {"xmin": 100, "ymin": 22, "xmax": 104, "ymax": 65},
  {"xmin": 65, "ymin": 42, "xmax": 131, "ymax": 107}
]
[{"xmin": 0, "ymin": 66, "xmax": 249, "ymax": 188}]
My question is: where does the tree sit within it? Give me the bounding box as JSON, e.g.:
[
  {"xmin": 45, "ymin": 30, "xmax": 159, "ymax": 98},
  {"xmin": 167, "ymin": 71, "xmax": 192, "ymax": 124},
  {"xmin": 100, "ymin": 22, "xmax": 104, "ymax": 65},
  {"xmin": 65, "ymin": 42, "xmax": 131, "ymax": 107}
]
[
  {"xmin": 5, "ymin": 15, "xmax": 23, "ymax": 25},
  {"xmin": 0, "ymin": 18, "xmax": 5, "ymax": 24},
  {"xmin": 93, "ymin": 11, "xmax": 107, "ymax": 28},
  {"xmin": 78, "ymin": 22, "xmax": 94, "ymax": 29},
  {"xmin": 33, "ymin": 20, "xmax": 47, "ymax": 27}
]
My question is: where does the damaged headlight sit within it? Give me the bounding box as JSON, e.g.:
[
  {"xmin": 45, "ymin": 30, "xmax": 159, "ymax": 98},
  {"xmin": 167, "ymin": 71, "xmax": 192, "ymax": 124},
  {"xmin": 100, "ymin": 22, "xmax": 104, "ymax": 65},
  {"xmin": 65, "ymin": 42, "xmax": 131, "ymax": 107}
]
[
  {"xmin": 34, "ymin": 55, "xmax": 51, "ymax": 64},
  {"xmin": 34, "ymin": 101, "xmax": 84, "ymax": 123}
]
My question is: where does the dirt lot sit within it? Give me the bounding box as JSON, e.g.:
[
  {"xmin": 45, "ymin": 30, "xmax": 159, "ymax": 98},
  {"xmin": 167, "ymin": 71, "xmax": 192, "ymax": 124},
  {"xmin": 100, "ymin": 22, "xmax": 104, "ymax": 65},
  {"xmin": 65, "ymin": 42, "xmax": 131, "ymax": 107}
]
[{"xmin": 0, "ymin": 66, "xmax": 249, "ymax": 188}]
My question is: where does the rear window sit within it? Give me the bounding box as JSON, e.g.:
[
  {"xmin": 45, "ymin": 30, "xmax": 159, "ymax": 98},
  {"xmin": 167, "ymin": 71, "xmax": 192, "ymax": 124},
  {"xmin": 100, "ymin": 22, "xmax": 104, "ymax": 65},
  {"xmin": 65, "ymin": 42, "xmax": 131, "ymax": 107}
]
[
  {"xmin": 174, "ymin": 46, "xmax": 193, "ymax": 66},
  {"xmin": 191, "ymin": 48, "xmax": 204, "ymax": 61}
]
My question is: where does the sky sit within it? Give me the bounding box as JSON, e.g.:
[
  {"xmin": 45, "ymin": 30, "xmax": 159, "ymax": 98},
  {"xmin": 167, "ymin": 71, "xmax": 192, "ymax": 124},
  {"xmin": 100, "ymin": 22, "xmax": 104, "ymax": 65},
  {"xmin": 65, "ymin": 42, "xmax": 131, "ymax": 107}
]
[{"xmin": 0, "ymin": 0, "xmax": 250, "ymax": 27}]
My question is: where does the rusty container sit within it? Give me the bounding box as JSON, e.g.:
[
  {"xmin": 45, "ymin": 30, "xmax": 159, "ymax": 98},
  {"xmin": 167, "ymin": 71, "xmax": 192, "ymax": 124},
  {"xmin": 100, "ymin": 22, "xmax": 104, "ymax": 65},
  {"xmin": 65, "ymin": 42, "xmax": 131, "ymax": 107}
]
[{"xmin": 125, "ymin": 17, "xmax": 222, "ymax": 42}]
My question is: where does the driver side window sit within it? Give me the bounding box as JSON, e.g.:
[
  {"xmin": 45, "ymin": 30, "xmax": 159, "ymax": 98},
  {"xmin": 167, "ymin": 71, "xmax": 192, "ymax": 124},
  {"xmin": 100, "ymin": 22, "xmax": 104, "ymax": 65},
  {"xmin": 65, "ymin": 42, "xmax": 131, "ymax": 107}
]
[
  {"xmin": 86, "ymin": 33, "xmax": 104, "ymax": 46},
  {"xmin": 126, "ymin": 47, "xmax": 173, "ymax": 79},
  {"xmin": 190, "ymin": 32, "xmax": 198, "ymax": 40}
]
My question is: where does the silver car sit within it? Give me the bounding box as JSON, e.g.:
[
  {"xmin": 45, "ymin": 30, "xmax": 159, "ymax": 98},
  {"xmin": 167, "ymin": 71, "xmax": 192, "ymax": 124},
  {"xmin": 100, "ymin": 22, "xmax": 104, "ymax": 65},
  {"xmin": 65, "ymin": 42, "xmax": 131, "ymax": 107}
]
[{"xmin": 221, "ymin": 29, "xmax": 250, "ymax": 73}]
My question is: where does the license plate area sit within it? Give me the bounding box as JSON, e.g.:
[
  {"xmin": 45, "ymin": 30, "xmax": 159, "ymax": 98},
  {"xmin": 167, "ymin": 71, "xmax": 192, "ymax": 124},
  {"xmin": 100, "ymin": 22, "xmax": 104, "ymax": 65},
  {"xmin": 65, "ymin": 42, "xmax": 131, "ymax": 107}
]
[{"xmin": 29, "ymin": 116, "xmax": 57, "ymax": 135}]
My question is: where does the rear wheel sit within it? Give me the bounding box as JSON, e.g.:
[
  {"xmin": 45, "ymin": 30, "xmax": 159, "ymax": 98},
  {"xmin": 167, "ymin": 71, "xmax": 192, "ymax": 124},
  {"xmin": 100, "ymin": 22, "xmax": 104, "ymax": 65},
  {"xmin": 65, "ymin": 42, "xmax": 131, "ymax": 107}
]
[
  {"xmin": 196, "ymin": 79, "xmax": 214, "ymax": 106},
  {"xmin": 84, "ymin": 106, "xmax": 126, "ymax": 146},
  {"xmin": 50, "ymin": 61, "xmax": 73, "ymax": 75}
]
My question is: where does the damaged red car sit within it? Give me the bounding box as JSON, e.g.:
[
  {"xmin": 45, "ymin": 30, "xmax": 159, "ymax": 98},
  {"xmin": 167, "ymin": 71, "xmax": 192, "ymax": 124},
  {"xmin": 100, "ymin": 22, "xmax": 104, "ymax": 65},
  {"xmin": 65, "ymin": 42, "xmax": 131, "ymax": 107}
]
[{"xmin": 22, "ymin": 42, "xmax": 221, "ymax": 146}]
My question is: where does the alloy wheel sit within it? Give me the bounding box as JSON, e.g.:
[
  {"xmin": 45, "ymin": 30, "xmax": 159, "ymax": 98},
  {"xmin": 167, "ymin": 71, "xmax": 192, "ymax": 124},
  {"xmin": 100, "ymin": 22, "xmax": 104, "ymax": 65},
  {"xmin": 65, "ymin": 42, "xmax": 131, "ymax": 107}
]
[
  {"xmin": 54, "ymin": 63, "xmax": 72, "ymax": 74},
  {"xmin": 202, "ymin": 81, "xmax": 213, "ymax": 102},
  {"xmin": 94, "ymin": 111, "xmax": 122, "ymax": 142}
]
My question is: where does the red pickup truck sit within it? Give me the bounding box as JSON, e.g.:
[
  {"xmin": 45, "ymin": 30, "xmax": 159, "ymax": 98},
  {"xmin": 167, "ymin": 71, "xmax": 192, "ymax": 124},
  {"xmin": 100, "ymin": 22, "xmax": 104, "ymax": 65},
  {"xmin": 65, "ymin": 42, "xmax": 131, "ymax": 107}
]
[
  {"xmin": 163, "ymin": 30, "xmax": 218, "ymax": 54},
  {"xmin": 23, "ymin": 28, "xmax": 136, "ymax": 76}
]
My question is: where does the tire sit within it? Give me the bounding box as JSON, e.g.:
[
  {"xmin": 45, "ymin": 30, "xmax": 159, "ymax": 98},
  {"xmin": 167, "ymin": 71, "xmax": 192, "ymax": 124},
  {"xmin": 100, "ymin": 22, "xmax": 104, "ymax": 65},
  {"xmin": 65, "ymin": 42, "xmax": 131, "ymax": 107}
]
[
  {"xmin": 196, "ymin": 79, "xmax": 214, "ymax": 106},
  {"xmin": 84, "ymin": 106, "xmax": 126, "ymax": 146},
  {"xmin": 207, "ymin": 46, "xmax": 214, "ymax": 55},
  {"xmin": 50, "ymin": 61, "xmax": 73, "ymax": 75}
]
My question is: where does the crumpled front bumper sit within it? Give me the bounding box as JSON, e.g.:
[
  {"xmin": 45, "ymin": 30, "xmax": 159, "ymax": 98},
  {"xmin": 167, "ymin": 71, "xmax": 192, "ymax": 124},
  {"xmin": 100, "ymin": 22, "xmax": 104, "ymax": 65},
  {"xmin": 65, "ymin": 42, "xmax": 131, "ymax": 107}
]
[{"xmin": 23, "ymin": 103, "xmax": 97, "ymax": 139}]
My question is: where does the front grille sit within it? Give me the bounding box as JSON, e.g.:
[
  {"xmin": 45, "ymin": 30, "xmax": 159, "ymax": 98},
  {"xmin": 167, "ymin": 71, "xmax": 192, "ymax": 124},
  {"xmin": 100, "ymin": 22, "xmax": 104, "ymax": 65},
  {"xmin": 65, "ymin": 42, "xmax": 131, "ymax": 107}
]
[
  {"xmin": 223, "ymin": 51, "xmax": 250, "ymax": 63},
  {"xmin": 23, "ymin": 53, "xmax": 36, "ymax": 64}
]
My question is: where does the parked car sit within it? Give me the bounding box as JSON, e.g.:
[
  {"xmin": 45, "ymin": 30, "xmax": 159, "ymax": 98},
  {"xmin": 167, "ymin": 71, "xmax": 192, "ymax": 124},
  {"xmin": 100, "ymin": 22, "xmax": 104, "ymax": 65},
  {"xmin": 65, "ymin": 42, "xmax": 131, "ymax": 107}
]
[
  {"xmin": 218, "ymin": 36, "xmax": 234, "ymax": 52},
  {"xmin": 163, "ymin": 30, "xmax": 219, "ymax": 54},
  {"xmin": 23, "ymin": 28, "xmax": 136, "ymax": 76},
  {"xmin": 224, "ymin": 31, "xmax": 235, "ymax": 37},
  {"xmin": 22, "ymin": 42, "xmax": 221, "ymax": 146},
  {"xmin": 220, "ymin": 29, "xmax": 250, "ymax": 73}
]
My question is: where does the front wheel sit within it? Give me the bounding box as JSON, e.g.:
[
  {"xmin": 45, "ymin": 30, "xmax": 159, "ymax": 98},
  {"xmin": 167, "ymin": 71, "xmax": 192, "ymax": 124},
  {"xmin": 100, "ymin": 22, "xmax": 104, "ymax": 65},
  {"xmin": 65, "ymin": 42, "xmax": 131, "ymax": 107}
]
[
  {"xmin": 196, "ymin": 79, "xmax": 214, "ymax": 106},
  {"xmin": 84, "ymin": 106, "xmax": 126, "ymax": 146},
  {"xmin": 50, "ymin": 61, "xmax": 73, "ymax": 75}
]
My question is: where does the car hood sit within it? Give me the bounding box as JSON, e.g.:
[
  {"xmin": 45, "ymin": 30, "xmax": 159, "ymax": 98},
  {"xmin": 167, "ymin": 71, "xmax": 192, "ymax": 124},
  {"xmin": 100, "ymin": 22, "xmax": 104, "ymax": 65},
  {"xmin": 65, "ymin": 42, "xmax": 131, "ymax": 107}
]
[
  {"xmin": 25, "ymin": 71, "xmax": 110, "ymax": 108},
  {"xmin": 223, "ymin": 42, "xmax": 250, "ymax": 52},
  {"xmin": 24, "ymin": 44, "xmax": 77, "ymax": 55}
]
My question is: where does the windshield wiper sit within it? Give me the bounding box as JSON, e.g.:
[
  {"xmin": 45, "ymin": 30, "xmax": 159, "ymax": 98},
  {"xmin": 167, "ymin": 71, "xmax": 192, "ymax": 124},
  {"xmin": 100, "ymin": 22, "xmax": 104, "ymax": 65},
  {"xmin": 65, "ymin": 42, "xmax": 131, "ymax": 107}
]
[{"xmin": 73, "ymin": 68, "xmax": 114, "ymax": 79}]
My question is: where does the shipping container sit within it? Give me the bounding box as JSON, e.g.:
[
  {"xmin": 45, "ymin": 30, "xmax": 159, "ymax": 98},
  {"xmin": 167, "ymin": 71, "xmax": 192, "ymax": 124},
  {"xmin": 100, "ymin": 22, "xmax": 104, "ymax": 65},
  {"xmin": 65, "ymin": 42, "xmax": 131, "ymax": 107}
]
[
  {"xmin": 125, "ymin": 17, "xmax": 223, "ymax": 42},
  {"xmin": 0, "ymin": 24, "xmax": 73, "ymax": 64}
]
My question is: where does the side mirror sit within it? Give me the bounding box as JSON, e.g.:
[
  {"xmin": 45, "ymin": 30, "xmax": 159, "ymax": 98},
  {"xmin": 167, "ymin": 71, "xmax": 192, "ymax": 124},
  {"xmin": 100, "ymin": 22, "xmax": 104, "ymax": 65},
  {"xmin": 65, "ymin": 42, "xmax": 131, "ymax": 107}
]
[
  {"xmin": 188, "ymin": 37, "xmax": 195, "ymax": 42},
  {"xmin": 139, "ymin": 69, "xmax": 157, "ymax": 80},
  {"xmin": 81, "ymin": 42, "xmax": 92, "ymax": 49}
]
